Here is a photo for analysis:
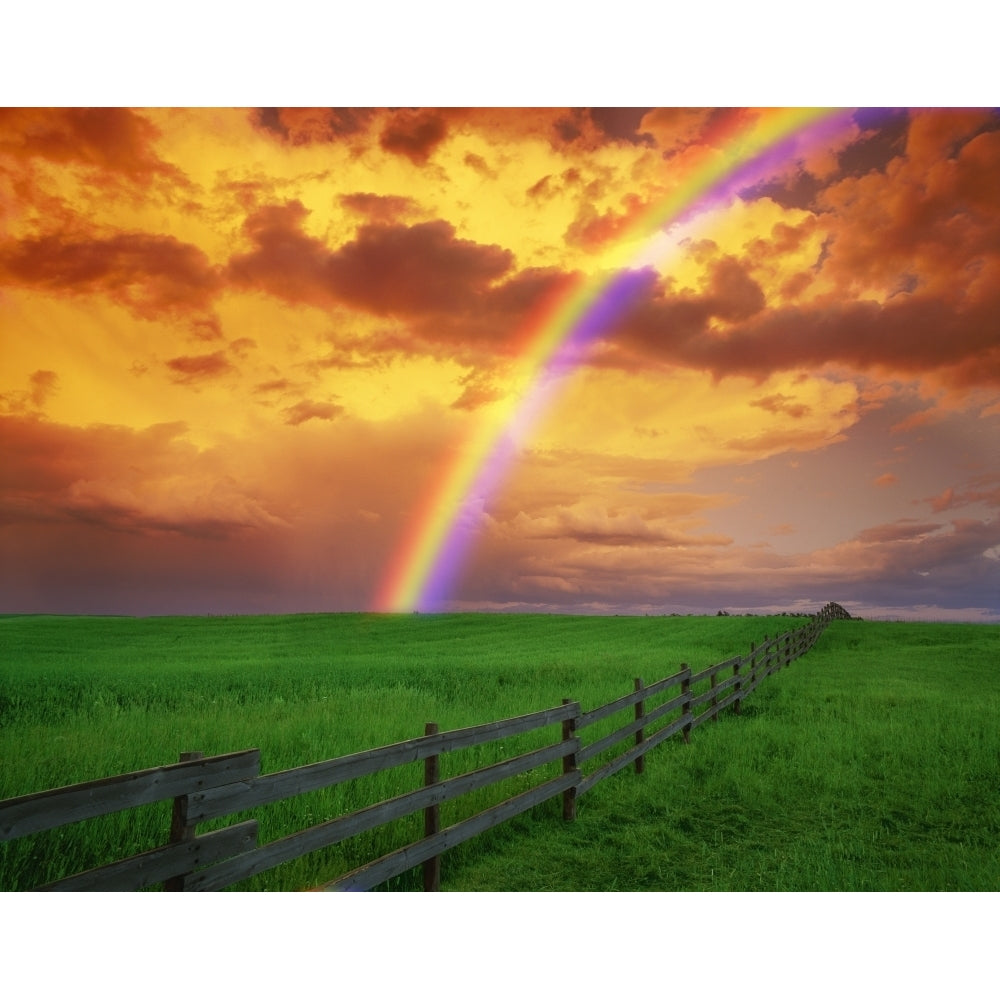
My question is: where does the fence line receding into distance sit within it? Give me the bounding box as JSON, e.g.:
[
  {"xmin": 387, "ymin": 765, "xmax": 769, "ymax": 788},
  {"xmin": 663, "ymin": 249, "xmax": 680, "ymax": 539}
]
[{"xmin": 0, "ymin": 602, "xmax": 851, "ymax": 892}]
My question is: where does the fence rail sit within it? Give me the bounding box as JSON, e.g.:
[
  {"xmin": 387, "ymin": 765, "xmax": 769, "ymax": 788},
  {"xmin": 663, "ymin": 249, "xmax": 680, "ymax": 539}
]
[{"xmin": 0, "ymin": 602, "xmax": 850, "ymax": 892}]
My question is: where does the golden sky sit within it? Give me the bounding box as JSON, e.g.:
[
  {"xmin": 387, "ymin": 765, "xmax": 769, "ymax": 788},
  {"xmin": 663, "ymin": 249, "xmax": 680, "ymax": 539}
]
[{"xmin": 2, "ymin": 107, "xmax": 999, "ymax": 619}]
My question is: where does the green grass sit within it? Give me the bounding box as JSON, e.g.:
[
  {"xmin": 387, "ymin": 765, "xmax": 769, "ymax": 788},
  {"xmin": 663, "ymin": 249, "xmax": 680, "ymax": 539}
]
[
  {"xmin": 441, "ymin": 620, "xmax": 1000, "ymax": 891},
  {"xmin": 1, "ymin": 613, "xmax": 997, "ymax": 891}
]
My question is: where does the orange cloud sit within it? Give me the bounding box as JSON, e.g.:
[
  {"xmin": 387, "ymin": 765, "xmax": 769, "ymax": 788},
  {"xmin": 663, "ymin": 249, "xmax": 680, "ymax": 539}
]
[
  {"xmin": 0, "ymin": 231, "xmax": 221, "ymax": 326},
  {"xmin": 282, "ymin": 400, "xmax": 345, "ymax": 426},
  {"xmin": 0, "ymin": 107, "xmax": 181, "ymax": 183},
  {"xmin": 166, "ymin": 351, "xmax": 235, "ymax": 384},
  {"xmin": 228, "ymin": 204, "xmax": 513, "ymax": 317},
  {"xmin": 379, "ymin": 109, "xmax": 449, "ymax": 164}
]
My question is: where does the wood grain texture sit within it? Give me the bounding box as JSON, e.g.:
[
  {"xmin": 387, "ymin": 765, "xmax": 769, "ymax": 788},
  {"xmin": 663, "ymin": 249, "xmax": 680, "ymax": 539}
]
[
  {"xmin": 36, "ymin": 820, "xmax": 258, "ymax": 892},
  {"xmin": 0, "ymin": 750, "xmax": 260, "ymax": 841}
]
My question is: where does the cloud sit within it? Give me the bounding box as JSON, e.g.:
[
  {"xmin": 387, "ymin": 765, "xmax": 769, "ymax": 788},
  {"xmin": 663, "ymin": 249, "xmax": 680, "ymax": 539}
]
[
  {"xmin": 0, "ymin": 415, "xmax": 284, "ymax": 539},
  {"xmin": 450, "ymin": 372, "xmax": 504, "ymax": 411},
  {"xmin": 28, "ymin": 369, "xmax": 58, "ymax": 407},
  {"xmin": 282, "ymin": 400, "xmax": 345, "ymax": 426},
  {"xmin": 750, "ymin": 393, "xmax": 811, "ymax": 418},
  {"xmin": 0, "ymin": 108, "xmax": 183, "ymax": 185},
  {"xmin": 874, "ymin": 472, "xmax": 899, "ymax": 488},
  {"xmin": 927, "ymin": 475, "xmax": 1000, "ymax": 512},
  {"xmin": 463, "ymin": 152, "xmax": 497, "ymax": 179},
  {"xmin": 379, "ymin": 110, "xmax": 449, "ymax": 164},
  {"xmin": 166, "ymin": 351, "xmax": 235, "ymax": 384},
  {"xmin": 565, "ymin": 193, "xmax": 650, "ymax": 251},
  {"xmin": 612, "ymin": 285, "xmax": 1000, "ymax": 390},
  {"xmin": 0, "ymin": 231, "xmax": 221, "ymax": 325},
  {"xmin": 855, "ymin": 519, "xmax": 940, "ymax": 544},
  {"xmin": 0, "ymin": 370, "xmax": 59, "ymax": 415},
  {"xmin": 639, "ymin": 108, "xmax": 717, "ymax": 156},
  {"xmin": 0, "ymin": 407, "xmax": 463, "ymax": 613},
  {"xmin": 510, "ymin": 503, "xmax": 732, "ymax": 548},
  {"xmin": 326, "ymin": 219, "xmax": 512, "ymax": 314},
  {"xmin": 253, "ymin": 378, "xmax": 295, "ymax": 395},
  {"xmin": 459, "ymin": 508, "xmax": 1000, "ymax": 617},
  {"xmin": 251, "ymin": 107, "xmax": 376, "ymax": 144},
  {"xmin": 227, "ymin": 203, "xmax": 513, "ymax": 318},
  {"xmin": 339, "ymin": 192, "xmax": 422, "ymax": 223}
]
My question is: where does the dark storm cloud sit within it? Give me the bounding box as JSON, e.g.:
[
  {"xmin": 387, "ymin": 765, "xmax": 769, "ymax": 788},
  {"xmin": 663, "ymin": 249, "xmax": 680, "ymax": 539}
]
[
  {"xmin": 587, "ymin": 108, "xmax": 656, "ymax": 145},
  {"xmin": 379, "ymin": 109, "xmax": 449, "ymax": 164},
  {"xmin": 250, "ymin": 108, "xmax": 376, "ymax": 144}
]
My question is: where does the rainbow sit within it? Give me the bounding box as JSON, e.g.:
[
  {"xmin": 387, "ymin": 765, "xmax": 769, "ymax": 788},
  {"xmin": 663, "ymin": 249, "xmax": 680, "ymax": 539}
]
[{"xmin": 375, "ymin": 108, "xmax": 858, "ymax": 613}]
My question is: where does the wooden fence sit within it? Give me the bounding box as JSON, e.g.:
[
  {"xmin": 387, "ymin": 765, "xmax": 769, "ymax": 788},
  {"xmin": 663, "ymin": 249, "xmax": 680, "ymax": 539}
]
[{"xmin": 0, "ymin": 602, "xmax": 850, "ymax": 892}]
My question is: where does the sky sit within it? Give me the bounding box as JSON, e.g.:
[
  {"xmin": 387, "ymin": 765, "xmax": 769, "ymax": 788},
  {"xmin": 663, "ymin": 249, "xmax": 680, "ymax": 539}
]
[{"xmin": 2, "ymin": 103, "xmax": 999, "ymax": 621}]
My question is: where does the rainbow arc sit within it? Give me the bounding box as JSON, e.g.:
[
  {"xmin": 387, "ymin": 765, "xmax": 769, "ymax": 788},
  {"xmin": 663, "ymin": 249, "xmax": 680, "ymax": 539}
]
[{"xmin": 375, "ymin": 108, "xmax": 858, "ymax": 613}]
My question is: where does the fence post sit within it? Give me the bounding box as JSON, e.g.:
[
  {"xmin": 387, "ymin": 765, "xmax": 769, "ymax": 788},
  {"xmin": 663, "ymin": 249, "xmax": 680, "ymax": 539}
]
[
  {"xmin": 709, "ymin": 668, "xmax": 719, "ymax": 723},
  {"xmin": 733, "ymin": 654, "xmax": 743, "ymax": 715},
  {"xmin": 164, "ymin": 750, "xmax": 203, "ymax": 891},
  {"xmin": 634, "ymin": 678, "xmax": 645, "ymax": 774},
  {"xmin": 784, "ymin": 633, "xmax": 792, "ymax": 667},
  {"xmin": 423, "ymin": 722, "xmax": 440, "ymax": 892},
  {"xmin": 680, "ymin": 665, "xmax": 692, "ymax": 744},
  {"xmin": 562, "ymin": 699, "xmax": 578, "ymax": 822}
]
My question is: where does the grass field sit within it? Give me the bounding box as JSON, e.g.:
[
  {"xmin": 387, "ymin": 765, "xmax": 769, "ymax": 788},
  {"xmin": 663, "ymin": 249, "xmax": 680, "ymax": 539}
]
[{"xmin": 1, "ymin": 611, "xmax": 997, "ymax": 891}]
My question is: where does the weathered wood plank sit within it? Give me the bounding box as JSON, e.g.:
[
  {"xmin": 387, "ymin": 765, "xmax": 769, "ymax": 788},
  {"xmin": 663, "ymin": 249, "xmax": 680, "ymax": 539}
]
[
  {"xmin": 689, "ymin": 658, "xmax": 739, "ymax": 685},
  {"xmin": 577, "ymin": 688, "xmax": 649, "ymax": 729},
  {"xmin": 692, "ymin": 702, "xmax": 722, "ymax": 726},
  {"xmin": 578, "ymin": 693, "xmax": 687, "ymax": 764},
  {"xmin": 35, "ymin": 820, "xmax": 258, "ymax": 892},
  {"xmin": 688, "ymin": 688, "xmax": 719, "ymax": 709},
  {"xmin": 578, "ymin": 669, "xmax": 688, "ymax": 730},
  {"xmin": 642, "ymin": 667, "xmax": 691, "ymax": 700},
  {"xmin": 185, "ymin": 738, "xmax": 578, "ymax": 891},
  {"xmin": 322, "ymin": 771, "xmax": 579, "ymax": 892},
  {"xmin": 714, "ymin": 690, "xmax": 741, "ymax": 713},
  {"xmin": 188, "ymin": 702, "xmax": 580, "ymax": 823},
  {"xmin": 0, "ymin": 750, "xmax": 261, "ymax": 841},
  {"xmin": 577, "ymin": 714, "xmax": 692, "ymax": 796},
  {"xmin": 710, "ymin": 673, "xmax": 741, "ymax": 694},
  {"xmin": 691, "ymin": 690, "xmax": 741, "ymax": 727}
]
